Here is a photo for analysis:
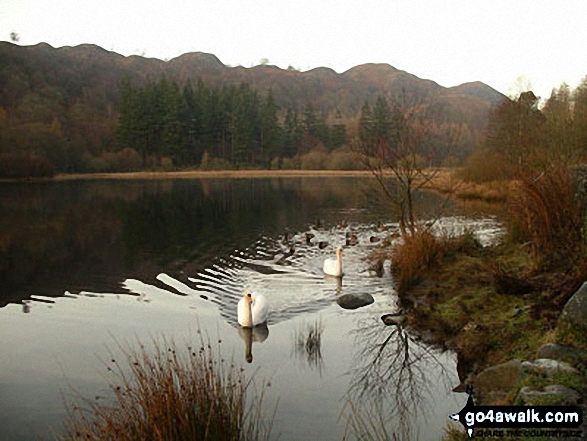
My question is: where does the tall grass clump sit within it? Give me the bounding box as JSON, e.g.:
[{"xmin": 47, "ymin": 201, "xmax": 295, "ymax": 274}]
[
  {"xmin": 294, "ymin": 319, "xmax": 324, "ymax": 373},
  {"xmin": 508, "ymin": 166, "xmax": 586, "ymax": 271},
  {"xmin": 391, "ymin": 230, "xmax": 442, "ymax": 294},
  {"xmin": 59, "ymin": 338, "xmax": 273, "ymax": 441}
]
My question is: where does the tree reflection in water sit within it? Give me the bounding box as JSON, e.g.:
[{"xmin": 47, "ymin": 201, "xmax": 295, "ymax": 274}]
[{"xmin": 345, "ymin": 316, "xmax": 456, "ymax": 440}]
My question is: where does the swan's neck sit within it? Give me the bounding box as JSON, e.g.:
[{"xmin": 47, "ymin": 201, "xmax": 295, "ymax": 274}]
[
  {"xmin": 336, "ymin": 253, "xmax": 343, "ymax": 274},
  {"xmin": 242, "ymin": 299, "xmax": 253, "ymax": 328}
]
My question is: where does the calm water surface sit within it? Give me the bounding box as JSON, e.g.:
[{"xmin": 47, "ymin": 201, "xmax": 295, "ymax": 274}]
[{"xmin": 0, "ymin": 177, "xmax": 502, "ymax": 440}]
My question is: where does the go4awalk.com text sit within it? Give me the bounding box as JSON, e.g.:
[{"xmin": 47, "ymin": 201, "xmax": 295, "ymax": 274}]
[{"xmin": 450, "ymin": 391, "xmax": 583, "ymax": 438}]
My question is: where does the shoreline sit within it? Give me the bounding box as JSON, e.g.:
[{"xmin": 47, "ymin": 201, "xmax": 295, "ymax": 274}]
[{"xmin": 52, "ymin": 169, "xmax": 374, "ymax": 181}]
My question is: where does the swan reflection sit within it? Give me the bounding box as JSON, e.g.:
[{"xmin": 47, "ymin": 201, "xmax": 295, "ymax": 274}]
[
  {"xmin": 324, "ymin": 275, "xmax": 342, "ymax": 295},
  {"xmin": 237, "ymin": 325, "xmax": 269, "ymax": 363}
]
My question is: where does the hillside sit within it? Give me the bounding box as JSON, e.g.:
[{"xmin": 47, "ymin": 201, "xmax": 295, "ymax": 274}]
[{"xmin": 0, "ymin": 42, "xmax": 507, "ymax": 174}]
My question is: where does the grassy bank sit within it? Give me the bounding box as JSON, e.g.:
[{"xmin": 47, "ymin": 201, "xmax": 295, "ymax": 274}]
[
  {"xmin": 379, "ymin": 166, "xmax": 587, "ymax": 440},
  {"xmin": 395, "ymin": 166, "xmax": 587, "ymax": 375},
  {"xmin": 395, "ymin": 236, "xmax": 587, "ymax": 439},
  {"xmin": 399, "ymin": 238, "xmax": 574, "ymax": 372}
]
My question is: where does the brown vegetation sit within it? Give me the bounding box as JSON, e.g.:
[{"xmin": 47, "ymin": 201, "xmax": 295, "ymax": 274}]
[
  {"xmin": 60, "ymin": 338, "xmax": 273, "ymax": 441},
  {"xmin": 390, "ymin": 230, "xmax": 442, "ymax": 293},
  {"xmin": 427, "ymin": 168, "xmax": 512, "ymax": 203},
  {"xmin": 508, "ymin": 165, "xmax": 586, "ymax": 271},
  {"xmin": 389, "ymin": 229, "xmax": 485, "ymax": 294}
]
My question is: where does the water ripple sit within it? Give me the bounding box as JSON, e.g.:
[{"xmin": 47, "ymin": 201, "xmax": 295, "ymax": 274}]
[
  {"xmin": 124, "ymin": 216, "xmax": 503, "ymax": 328},
  {"xmin": 151, "ymin": 223, "xmax": 399, "ymax": 326}
]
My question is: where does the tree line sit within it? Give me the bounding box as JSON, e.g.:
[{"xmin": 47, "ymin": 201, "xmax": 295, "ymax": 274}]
[
  {"xmin": 462, "ymin": 77, "xmax": 587, "ymax": 181},
  {"xmin": 4, "ymin": 60, "xmax": 585, "ymax": 180},
  {"xmin": 116, "ymin": 76, "xmax": 348, "ymax": 170}
]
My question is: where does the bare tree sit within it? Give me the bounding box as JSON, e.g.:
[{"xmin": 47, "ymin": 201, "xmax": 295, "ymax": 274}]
[{"xmin": 353, "ymin": 93, "xmax": 460, "ymax": 236}]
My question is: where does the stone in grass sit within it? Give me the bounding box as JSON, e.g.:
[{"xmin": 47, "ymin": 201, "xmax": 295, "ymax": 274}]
[
  {"xmin": 521, "ymin": 358, "xmax": 578, "ymax": 376},
  {"xmin": 473, "ymin": 359, "xmax": 524, "ymax": 402},
  {"xmin": 519, "ymin": 384, "xmax": 581, "ymax": 406},
  {"xmin": 538, "ymin": 343, "xmax": 585, "ymax": 365}
]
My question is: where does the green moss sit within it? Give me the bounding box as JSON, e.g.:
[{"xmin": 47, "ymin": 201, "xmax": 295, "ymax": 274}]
[
  {"xmin": 510, "ymin": 369, "xmax": 584, "ymax": 407},
  {"xmin": 556, "ymin": 322, "xmax": 587, "ymax": 352},
  {"xmin": 404, "ymin": 243, "xmax": 563, "ymax": 370}
]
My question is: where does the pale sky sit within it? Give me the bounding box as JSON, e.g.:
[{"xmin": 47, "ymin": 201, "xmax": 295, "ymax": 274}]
[{"xmin": 1, "ymin": 0, "xmax": 586, "ymax": 101}]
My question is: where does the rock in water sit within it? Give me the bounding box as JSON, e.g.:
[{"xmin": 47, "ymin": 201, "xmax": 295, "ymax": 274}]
[
  {"xmin": 336, "ymin": 293, "xmax": 374, "ymax": 310},
  {"xmin": 381, "ymin": 313, "xmax": 406, "ymax": 326}
]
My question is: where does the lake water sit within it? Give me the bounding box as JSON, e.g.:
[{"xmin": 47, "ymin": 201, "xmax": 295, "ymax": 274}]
[{"xmin": 0, "ymin": 177, "xmax": 502, "ymax": 440}]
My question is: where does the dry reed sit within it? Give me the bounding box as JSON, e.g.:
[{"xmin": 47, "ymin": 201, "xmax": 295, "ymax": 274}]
[
  {"xmin": 59, "ymin": 337, "xmax": 273, "ymax": 441},
  {"xmin": 509, "ymin": 166, "xmax": 585, "ymax": 270},
  {"xmin": 390, "ymin": 230, "xmax": 442, "ymax": 294}
]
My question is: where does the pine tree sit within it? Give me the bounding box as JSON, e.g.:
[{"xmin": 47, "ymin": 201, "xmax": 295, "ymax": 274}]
[
  {"xmin": 372, "ymin": 95, "xmax": 393, "ymax": 145},
  {"xmin": 283, "ymin": 107, "xmax": 302, "ymax": 157},
  {"xmin": 260, "ymin": 88, "xmax": 281, "ymax": 166},
  {"xmin": 543, "ymin": 83, "xmax": 575, "ymax": 163},
  {"xmin": 116, "ymin": 75, "xmax": 136, "ymax": 151},
  {"xmin": 179, "ymin": 80, "xmax": 203, "ymax": 165},
  {"xmin": 159, "ymin": 78, "xmax": 182, "ymax": 164},
  {"xmin": 359, "ymin": 101, "xmax": 374, "ymax": 144},
  {"xmin": 330, "ymin": 110, "xmax": 347, "ymax": 149}
]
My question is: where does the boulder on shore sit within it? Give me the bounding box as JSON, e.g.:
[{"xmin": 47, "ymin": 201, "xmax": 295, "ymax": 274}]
[
  {"xmin": 559, "ymin": 281, "xmax": 587, "ymax": 337},
  {"xmin": 519, "ymin": 385, "xmax": 581, "ymax": 406},
  {"xmin": 538, "ymin": 343, "xmax": 585, "ymax": 365},
  {"xmin": 472, "ymin": 359, "xmax": 524, "ymax": 402},
  {"xmin": 521, "ymin": 358, "xmax": 578, "ymax": 376}
]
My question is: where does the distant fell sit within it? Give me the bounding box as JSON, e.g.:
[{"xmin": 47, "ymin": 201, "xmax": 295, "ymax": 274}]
[
  {"xmin": 448, "ymin": 81, "xmax": 506, "ymax": 103},
  {"xmin": 0, "ymin": 41, "xmax": 510, "ymax": 175},
  {"xmin": 0, "ymin": 41, "xmax": 506, "ymax": 117}
]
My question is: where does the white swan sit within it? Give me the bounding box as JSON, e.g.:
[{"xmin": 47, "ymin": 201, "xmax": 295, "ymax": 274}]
[
  {"xmin": 237, "ymin": 290, "xmax": 268, "ymax": 327},
  {"xmin": 323, "ymin": 246, "xmax": 344, "ymax": 277}
]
